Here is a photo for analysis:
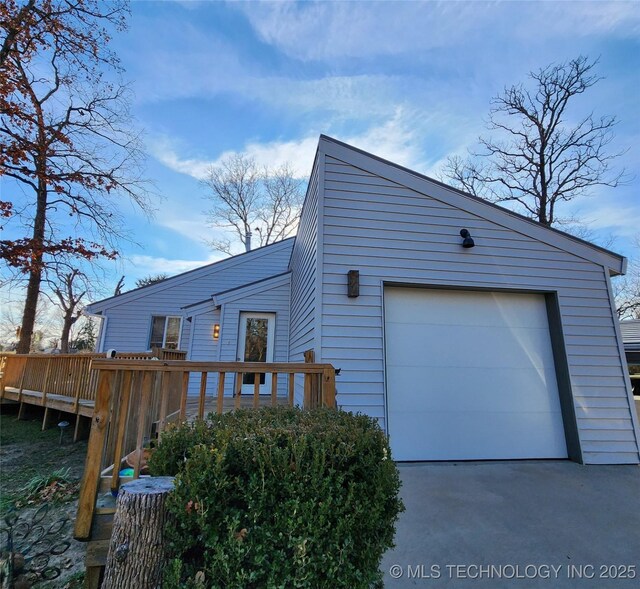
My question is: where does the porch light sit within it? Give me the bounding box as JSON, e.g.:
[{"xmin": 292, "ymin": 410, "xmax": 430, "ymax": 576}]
[
  {"xmin": 460, "ymin": 229, "xmax": 475, "ymax": 248},
  {"xmin": 347, "ymin": 270, "xmax": 360, "ymax": 298},
  {"xmin": 213, "ymin": 323, "xmax": 220, "ymax": 340}
]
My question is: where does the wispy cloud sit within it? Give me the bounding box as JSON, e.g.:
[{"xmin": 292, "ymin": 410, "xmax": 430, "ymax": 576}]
[
  {"xmin": 128, "ymin": 253, "xmax": 225, "ymax": 277},
  {"xmin": 578, "ymin": 203, "xmax": 640, "ymax": 239},
  {"xmin": 235, "ymin": 1, "xmax": 640, "ymax": 62},
  {"xmin": 149, "ymin": 134, "xmax": 319, "ymax": 180},
  {"xmin": 148, "ymin": 137, "xmax": 212, "ymax": 179},
  {"xmin": 148, "ymin": 107, "xmax": 442, "ymax": 180}
]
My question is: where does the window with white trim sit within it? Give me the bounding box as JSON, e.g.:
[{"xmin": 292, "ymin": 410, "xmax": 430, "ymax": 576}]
[{"xmin": 149, "ymin": 316, "xmax": 182, "ymax": 349}]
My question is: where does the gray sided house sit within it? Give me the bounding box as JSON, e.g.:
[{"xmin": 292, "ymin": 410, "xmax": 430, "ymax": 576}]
[{"xmin": 87, "ymin": 135, "xmax": 640, "ymax": 466}]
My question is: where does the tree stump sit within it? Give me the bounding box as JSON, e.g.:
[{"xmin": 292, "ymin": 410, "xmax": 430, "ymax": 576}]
[{"xmin": 102, "ymin": 477, "xmax": 174, "ymax": 589}]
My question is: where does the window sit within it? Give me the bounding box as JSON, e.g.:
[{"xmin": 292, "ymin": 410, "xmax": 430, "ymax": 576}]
[{"xmin": 149, "ymin": 316, "xmax": 182, "ymax": 349}]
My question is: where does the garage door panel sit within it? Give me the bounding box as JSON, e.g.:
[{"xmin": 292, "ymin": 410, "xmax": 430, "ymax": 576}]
[
  {"xmin": 385, "ymin": 288, "xmax": 568, "ymax": 461},
  {"xmin": 386, "ymin": 323, "xmax": 556, "ymax": 370},
  {"xmin": 390, "ymin": 409, "xmax": 567, "ymax": 461},
  {"xmin": 389, "ymin": 367, "xmax": 561, "ymax": 413},
  {"xmin": 385, "ymin": 287, "xmax": 549, "ymax": 328}
]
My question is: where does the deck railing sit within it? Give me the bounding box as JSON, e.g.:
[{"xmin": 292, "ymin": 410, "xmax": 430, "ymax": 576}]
[
  {"xmin": 0, "ymin": 349, "xmax": 187, "ymax": 408},
  {"xmin": 74, "ymin": 359, "xmax": 336, "ymax": 540}
]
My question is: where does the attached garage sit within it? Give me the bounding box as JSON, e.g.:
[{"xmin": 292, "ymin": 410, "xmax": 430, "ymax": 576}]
[{"xmin": 384, "ymin": 287, "xmax": 569, "ymax": 461}]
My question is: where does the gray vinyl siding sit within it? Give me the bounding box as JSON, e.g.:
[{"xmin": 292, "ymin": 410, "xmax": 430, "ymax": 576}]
[
  {"xmin": 93, "ymin": 240, "xmax": 293, "ymax": 353},
  {"xmin": 185, "ymin": 308, "xmax": 221, "ymax": 396},
  {"xmin": 318, "ymin": 154, "xmax": 638, "ymax": 465},
  {"xmin": 288, "ymin": 160, "xmax": 321, "ymax": 404}
]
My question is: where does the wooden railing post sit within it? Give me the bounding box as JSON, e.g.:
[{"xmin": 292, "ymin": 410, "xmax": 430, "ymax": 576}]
[
  {"xmin": 216, "ymin": 372, "xmax": 225, "ymax": 415},
  {"xmin": 133, "ymin": 371, "xmax": 154, "ymax": 479},
  {"xmin": 0, "ymin": 355, "xmax": 6, "ymax": 399},
  {"xmin": 41, "ymin": 357, "xmax": 52, "ymax": 406},
  {"xmin": 303, "ymin": 350, "xmax": 315, "ymax": 409},
  {"xmin": 197, "ymin": 372, "xmax": 207, "ymax": 420},
  {"xmin": 110, "ymin": 371, "xmax": 132, "ymax": 494},
  {"xmin": 322, "ymin": 368, "xmax": 336, "ymax": 408},
  {"xmin": 158, "ymin": 371, "xmax": 171, "ymax": 435},
  {"xmin": 234, "ymin": 372, "xmax": 243, "ymax": 409},
  {"xmin": 288, "ymin": 373, "xmax": 295, "ymax": 407},
  {"xmin": 253, "ymin": 373, "xmax": 260, "ymax": 408},
  {"xmin": 271, "ymin": 373, "xmax": 278, "ymax": 407},
  {"xmin": 74, "ymin": 370, "xmax": 114, "ymax": 540},
  {"xmin": 179, "ymin": 371, "xmax": 190, "ymax": 420}
]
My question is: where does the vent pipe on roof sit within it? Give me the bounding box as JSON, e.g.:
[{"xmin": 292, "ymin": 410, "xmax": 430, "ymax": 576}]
[{"xmin": 245, "ymin": 230, "xmax": 252, "ymax": 252}]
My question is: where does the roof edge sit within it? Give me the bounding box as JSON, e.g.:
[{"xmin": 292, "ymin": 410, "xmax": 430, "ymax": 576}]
[{"xmin": 87, "ymin": 237, "xmax": 295, "ymax": 312}]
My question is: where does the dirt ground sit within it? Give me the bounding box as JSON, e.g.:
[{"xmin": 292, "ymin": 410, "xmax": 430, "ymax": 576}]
[{"xmin": 1, "ymin": 403, "xmax": 88, "ymax": 588}]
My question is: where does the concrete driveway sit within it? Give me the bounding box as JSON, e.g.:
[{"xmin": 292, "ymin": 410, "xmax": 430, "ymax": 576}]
[{"xmin": 382, "ymin": 461, "xmax": 640, "ymax": 588}]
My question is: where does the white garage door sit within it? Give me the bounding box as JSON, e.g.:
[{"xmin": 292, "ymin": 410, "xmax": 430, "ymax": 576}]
[{"xmin": 385, "ymin": 287, "xmax": 568, "ymax": 461}]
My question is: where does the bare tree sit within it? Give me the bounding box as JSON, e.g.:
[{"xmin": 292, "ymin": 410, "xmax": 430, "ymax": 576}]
[
  {"xmin": 203, "ymin": 155, "xmax": 304, "ymax": 254},
  {"xmin": 114, "ymin": 275, "xmax": 125, "ymax": 296},
  {"xmin": 613, "ymin": 236, "xmax": 640, "ymax": 320},
  {"xmin": 43, "ymin": 267, "xmax": 90, "ymax": 352},
  {"xmin": 1, "ymin": 0, "xmax": 151, "ymax": 353},
  {"xmin": 443, "ymin": 56, "xmax": 625, "ymax": 227}
]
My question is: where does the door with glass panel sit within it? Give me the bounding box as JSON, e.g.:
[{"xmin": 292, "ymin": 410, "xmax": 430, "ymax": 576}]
[{"xmin": 237, "ymin": 313, "xmax": 275, "ymax": 395}]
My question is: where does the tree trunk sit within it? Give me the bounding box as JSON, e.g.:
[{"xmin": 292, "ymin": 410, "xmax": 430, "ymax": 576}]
[
  {"xmin": 17, "ymin": 177, "xmax": 47, "ymax": 354},
  {"xmin": 16, "ymin": 148, "xmax": 48, "ymax": 354},
  {"xmin": 60, "ymin": 310, "xmax": 79, "ymax": 353},
  {"xmin": 102, "ymin": 477, "xmax": 175, "ymax": 589}
]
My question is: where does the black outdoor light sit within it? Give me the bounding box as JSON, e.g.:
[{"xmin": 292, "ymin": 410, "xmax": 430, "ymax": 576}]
[
  {"xmin": 460, "ymin": 229, "xmax": 475, "ymax": 248},
  {"xmin": 347, "ymin": 270, "xmax": 360, "ymax": 298}
]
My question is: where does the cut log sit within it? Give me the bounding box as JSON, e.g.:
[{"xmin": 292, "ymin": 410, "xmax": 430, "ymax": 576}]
[{"xmin": 101, "ymin": 477, "xmax": 174, "ymax": 589}]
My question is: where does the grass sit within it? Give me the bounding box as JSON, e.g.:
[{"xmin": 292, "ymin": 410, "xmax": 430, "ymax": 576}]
[
  {"xmin": 0, "ymin": 405, "xmax": 88, "ymax": 514},
  {"xmin": 0, "ymin": 405, "xmax": 90, "ymax": 587},
  {"xmin": 23, "ymin": 466, "xmax": 73, "ymax": 494}
]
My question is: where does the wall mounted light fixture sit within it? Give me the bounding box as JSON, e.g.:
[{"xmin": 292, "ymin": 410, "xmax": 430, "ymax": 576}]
[
  {"xmin": 213, "ymin": 323, "xmax": 220, "ymax": 340},
  {"xmin": 460, "ymin": 229, "xmax": 475, "ymax": 248},
  {"xmin": 347, "ymin": 270, "xmax": 360, "ymax": 298}
]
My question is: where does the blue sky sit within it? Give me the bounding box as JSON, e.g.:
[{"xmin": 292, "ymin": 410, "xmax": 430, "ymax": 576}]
[{"xmin": 4, "ymin": 0, "xmax": 640, "ymax": 299}]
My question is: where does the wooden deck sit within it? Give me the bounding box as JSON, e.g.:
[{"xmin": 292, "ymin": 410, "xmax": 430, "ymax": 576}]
[
  {"xmin": 0, "ymin": 350, "xmax": 188, "ymax": 438},
  {"xmin": 1, "ymin": 352, "xmax": 337, "ymax": 587}
]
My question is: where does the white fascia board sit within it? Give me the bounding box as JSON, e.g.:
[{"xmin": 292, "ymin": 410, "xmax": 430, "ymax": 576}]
[
  {"xmin": 182, "ymin": 298, "xmax": 216, "ymax": 318},
  {"xmin": 319, "ymin": 137, "xmax": 626, "ymax": 275}
]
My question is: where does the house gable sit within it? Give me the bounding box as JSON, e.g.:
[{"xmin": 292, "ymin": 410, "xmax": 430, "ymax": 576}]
[
  {"xmin": 89, "ymin": 239, "xmax": 294, "ymax": 352},
  {"xmin": 319, "ymin": 135, "xmax": 626, "ymax": 275}
]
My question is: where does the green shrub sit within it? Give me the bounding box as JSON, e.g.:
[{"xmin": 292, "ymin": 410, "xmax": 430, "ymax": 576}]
[{"xmin": 150, "ymin": 406, "xmax": 404, "ymax": 589}]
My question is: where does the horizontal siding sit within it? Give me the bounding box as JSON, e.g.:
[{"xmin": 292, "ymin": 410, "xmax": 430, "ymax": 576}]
[
  {"xmin": 319, "ymin": 155, "xmax": 638, "ymax": 464},
  {"xmin": 187, "ymin": 309, "xmax": 221, "ymax": 397},
  {"xmin": 100, "ymin": 240, "xmax": 293, "ymax": 352},
  {"xmin": 289, "ymin": 161, "xmax": 320, "ymax": 404}
]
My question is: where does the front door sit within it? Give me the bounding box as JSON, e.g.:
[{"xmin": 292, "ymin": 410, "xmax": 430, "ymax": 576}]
[{"xmin": 237, "ymin": 312, "xmax": 276, "ymax": 395}]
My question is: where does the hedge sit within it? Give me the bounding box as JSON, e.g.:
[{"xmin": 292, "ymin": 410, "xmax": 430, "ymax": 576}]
[{"xmin": 150, "ymin": 406, "xmax": 404, "ymax": 589}]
